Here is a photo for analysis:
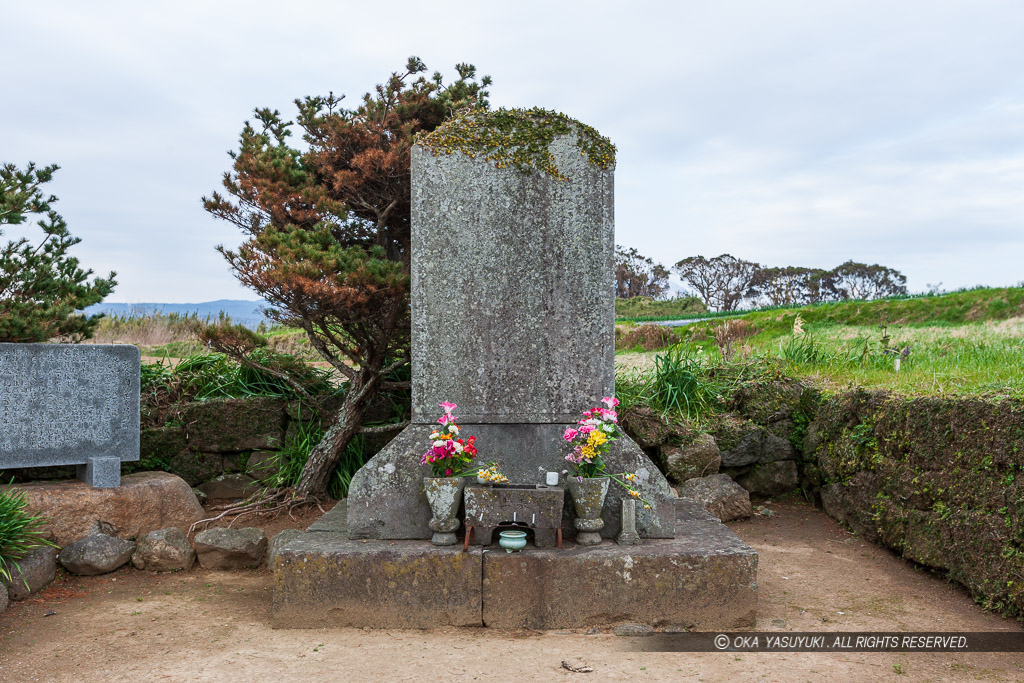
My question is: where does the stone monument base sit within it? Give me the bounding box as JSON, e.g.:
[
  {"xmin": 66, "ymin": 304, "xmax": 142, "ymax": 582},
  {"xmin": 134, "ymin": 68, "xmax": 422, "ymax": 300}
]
[
  {"xmin": 346, "ymin": 424, "xmax": 677, "ymax": 541},
  {"xmin": 272, "ymin": 499, "xmax": 757, "ymax": 630}
]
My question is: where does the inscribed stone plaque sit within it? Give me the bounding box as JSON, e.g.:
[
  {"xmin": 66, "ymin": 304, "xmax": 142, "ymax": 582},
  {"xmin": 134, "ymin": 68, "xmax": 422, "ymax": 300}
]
[
  {"xmin": 410, "ymin": 135, "xmax": 615, "ymax": 423},
  {"xmin": 0, "ymin": 344, "xmax": 140, "ymax": 469}
]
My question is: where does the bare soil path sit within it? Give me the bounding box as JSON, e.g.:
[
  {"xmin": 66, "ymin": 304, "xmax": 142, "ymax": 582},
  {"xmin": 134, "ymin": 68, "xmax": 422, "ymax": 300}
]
[{"xmin": 1, "ymin": 499, "xmax": 1021, "ymax": 681}]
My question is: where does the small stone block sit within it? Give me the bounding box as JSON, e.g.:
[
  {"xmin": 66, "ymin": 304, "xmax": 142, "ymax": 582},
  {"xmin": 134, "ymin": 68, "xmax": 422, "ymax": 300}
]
[
  {"xmin": 616, "ymin": 499, "xmax": 642, "ymax": 546},
  {"xmin": 76, "ymin": 456, "xmax": 121, "ymax": 488},
  {"xmin": 272, "ymin": 533, "xmax": 483, "ymax": 628}
]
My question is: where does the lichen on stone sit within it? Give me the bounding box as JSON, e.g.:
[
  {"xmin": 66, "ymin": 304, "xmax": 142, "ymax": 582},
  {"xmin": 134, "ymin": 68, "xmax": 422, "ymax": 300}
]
[{"xmin": 415, "ymin": 106, "xmax": 616, "ymax": 180}]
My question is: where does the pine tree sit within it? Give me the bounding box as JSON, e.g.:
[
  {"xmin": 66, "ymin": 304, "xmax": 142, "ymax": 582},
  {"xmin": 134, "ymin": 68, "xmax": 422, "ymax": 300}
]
[
  {"xmin": 0, "ymin": 163, "xmax": 116, "ymax": 342},
  {"xmin": 203, "ymin": 58, "xmax": 491, "ymax": 497}
]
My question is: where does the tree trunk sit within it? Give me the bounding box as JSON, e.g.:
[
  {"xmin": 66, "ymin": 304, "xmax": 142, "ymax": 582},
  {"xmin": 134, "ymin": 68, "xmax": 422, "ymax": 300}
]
[{"xmin": 293, "ymin": 375, "xmax": 376, "ymax": 498}]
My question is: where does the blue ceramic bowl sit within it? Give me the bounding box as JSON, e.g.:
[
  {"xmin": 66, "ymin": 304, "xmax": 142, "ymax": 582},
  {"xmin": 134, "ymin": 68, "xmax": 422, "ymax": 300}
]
[{"xmin": 498, "ymin": 530, "xmax": 528, "ymax": 552}]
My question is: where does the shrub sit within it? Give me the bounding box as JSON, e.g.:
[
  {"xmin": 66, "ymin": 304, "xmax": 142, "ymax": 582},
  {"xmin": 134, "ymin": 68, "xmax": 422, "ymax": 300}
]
[{"xmin": 618, "ymin": 324, "xmax": 681, "ymax": 351}]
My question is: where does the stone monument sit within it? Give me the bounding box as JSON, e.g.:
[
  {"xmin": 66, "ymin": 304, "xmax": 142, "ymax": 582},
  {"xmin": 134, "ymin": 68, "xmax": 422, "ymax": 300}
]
[
  {"xmin": 346, "ymin": 108, "xmax": 675, "ymax": 539},
  {"xmin": 0, "ymin": 344, "xmax": 140, "ymax": 487}
]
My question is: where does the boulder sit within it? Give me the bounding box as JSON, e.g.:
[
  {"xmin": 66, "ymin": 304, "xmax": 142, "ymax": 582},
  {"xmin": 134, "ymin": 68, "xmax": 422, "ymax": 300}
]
[
  {"xmin": 715, "ymin": 416, "xmax": 795, "ymax": 468},
  {"xmin": 266, "ymin": 529, "xmax": 304, "ymax": 569},
  {"xmin": 4, "ymin": 472, "xmax": 205, "ymax": 547},
  {"xmin": 736, "ymin": 461, "xmax": 799, "ymax": 497},
  {"xmin": 245, "ymin": 450, "xmax": 280, "ymax": 483},
  {"xmin": 197, "ymin": 473, "xmax": 261, "ymax": 501},
  {"xmin": 620, "ymin": 405, "xmax": 675, "ymax": 449},
  {"xmin": 3, "ymin": 547, "xmax": 57, "ymax": 600},
  {"xmin": 662, "ymin": 433, "xmax": 721, "ymax": 484},
  {"xmin": 180, "ymin": 397, "xmax": 287, "ymax": 452},
  {"xmin": 132, "ymin": 527, "xmax": 196, "ymax": 572},
  {"xmin": 58, "ymin": 533, "xmax": 135, "ymax": 576},
  {"xmin": 194, "ymin": 527, "xmax": 267, "ymax": 569},
  {"xmin": 0, "ymin": 583, "xmax": 8, "ymax": 614},
  {"xmin": 677, "ymin": 474, "xmax": 752, "ymax": 522}
]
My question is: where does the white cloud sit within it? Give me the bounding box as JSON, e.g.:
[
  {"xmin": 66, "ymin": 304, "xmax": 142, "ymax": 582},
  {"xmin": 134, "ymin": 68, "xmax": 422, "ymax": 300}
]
[{"xmin": 2, "ymin": 0, "xmax": 1022, "ymax": 299}]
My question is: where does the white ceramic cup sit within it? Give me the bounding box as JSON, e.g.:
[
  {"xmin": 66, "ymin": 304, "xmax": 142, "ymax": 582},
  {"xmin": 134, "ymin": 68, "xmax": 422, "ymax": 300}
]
[{"xmin": 545, "ymin": 471, "xmax": 559, "ymax": 486}]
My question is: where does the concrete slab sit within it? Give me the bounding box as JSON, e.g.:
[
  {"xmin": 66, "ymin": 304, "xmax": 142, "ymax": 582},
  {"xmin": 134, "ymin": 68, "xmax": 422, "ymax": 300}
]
[
  {"xmin": 272, "ymin": 532, "xmax": 483, "ymax": 629},
  {"xmin": 273, "ymin": 498, "xmax": 757, "ymax": 630},
  {"xmin": 482, "ymin": 500, "xmax": 756, "ymax": 630}
]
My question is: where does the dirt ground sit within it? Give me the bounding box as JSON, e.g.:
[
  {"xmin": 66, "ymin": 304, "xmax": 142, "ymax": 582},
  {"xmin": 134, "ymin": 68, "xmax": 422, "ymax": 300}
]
[{"xmin": 1, "ymin": 499, "xmax": 1021, "ymax": 681}]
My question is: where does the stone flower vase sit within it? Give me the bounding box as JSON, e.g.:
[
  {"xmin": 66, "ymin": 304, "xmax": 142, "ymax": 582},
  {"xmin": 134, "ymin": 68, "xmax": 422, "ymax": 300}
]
[
  {"xmin": 424, "ymin": 477, "xmax": 466, "ymax": 546},
  {"xmin": 568, "ymin": 477, "xmax": 610, "ymax": 546}
]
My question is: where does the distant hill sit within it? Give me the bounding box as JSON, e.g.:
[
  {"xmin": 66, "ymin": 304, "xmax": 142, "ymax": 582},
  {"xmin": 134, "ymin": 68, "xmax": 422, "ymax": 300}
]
[{"xmin": 84, "ymin": 300, "xmax": 269, "ymax": 329}]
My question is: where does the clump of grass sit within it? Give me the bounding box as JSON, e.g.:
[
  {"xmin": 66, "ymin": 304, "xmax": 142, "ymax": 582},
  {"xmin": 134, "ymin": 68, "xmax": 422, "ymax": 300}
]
[
  {"xmin": 0, "ymin": 485, "xmax": 54, "ymax": 587},
  {"xmin": 617, "ymin": 323, "xmax": 681, "ymax": 351},
  {"xmin": 615, "ymin": 295, "xmax": 706, "ymax": 321}
]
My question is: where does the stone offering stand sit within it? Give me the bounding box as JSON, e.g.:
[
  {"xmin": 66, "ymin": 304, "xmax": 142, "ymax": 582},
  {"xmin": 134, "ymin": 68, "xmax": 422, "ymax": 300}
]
[{"xmin": 273, "ymin": 108, "xmax": 758, "ymax": 630}]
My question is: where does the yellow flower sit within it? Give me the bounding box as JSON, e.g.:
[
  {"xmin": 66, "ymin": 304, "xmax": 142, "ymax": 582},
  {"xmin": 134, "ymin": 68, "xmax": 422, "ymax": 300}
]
[
  {"xmin": 588, "ymin": 431, "xmax": 607, "ymax": 446},
  {"xmin": 581, "ymin": 445, "xmax": 595, "ymax": 459}
]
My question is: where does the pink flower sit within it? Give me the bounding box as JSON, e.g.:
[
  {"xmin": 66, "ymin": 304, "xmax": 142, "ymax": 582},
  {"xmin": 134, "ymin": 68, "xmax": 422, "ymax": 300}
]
[
  {"xmin": 579, "ymin": 424, "xmax": 594, "ymax": 434},
  {"xmin": 563, "ymin": 428, "xmax": 578, "ymax": 441},
  {"xmin": 437, "ymin": 414, "xmax": 450, "ymax": 425},
  {"xmin": 440, "ymin": 401, "xmax": 458, "ymax": 414},
  {"xmin": 601, "ymin": 396, "xmax": 619, "ymax": 408}
]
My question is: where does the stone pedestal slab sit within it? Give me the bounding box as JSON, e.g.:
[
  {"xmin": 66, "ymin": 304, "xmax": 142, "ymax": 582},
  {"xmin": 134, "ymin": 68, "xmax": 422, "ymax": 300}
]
[
  {"xmin": 272, "ymin": 499, "xmax": 757, "ymax": 630},
  {"xmin": 272, "ymin": 531, "xmax": 483, "ymax": 629}
]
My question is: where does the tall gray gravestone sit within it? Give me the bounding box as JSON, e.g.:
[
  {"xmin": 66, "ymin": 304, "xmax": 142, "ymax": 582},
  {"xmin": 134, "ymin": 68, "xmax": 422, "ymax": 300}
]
[
  {"xmin": 0, "ymin": 344, "xmax": 140, "ymax": 487},
  {"xmin": 347, "ymin": 108, "xmax": 675, "ymax": 539}
]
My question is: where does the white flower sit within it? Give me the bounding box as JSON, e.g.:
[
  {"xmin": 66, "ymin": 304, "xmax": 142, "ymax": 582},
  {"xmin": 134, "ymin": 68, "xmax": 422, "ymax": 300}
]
[
  {"xmin": 433, "ymin": 440, "xmax": 445, "ymax": 448},
  {"xmin": 449, "ymin": 425, "xmax": 460, "ymax": 434},
  {"xmin": 453, "ymin": 441, "xmax": 464, "ymax": 453}
]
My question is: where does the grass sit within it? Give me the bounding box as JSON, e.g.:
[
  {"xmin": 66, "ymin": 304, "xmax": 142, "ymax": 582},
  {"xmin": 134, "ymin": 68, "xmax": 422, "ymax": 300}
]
[
  {"xmin": 615, "ymin": 287, "xmax": 1024, "ymax": 397},
  {"xmin": 0, "ymin": 484, "xmax": 55, "ymax": 586},
  {"xmin": 615, "ymin": 295, "xmax": 706, "ymax": 321}
]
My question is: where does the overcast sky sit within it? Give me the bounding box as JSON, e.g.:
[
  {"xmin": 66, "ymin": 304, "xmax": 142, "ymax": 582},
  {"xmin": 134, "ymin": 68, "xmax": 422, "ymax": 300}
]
[{"xmin": 3, "ymin": 1, "xmax": 1022, "ymax": 302}]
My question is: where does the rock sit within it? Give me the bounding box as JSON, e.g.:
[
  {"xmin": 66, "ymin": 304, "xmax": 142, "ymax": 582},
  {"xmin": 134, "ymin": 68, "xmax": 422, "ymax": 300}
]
[
  {"xmin": 677, "ymin": 474, "xmax": 752, "ymax": 522},
  {"xmin": 736, "ymin": 461, "xmax": 799, "ymax": 497},
  {"xmin": 662, "ymin": 433, "xmax": 720, "ymax": 483},
  {"xmin": 4, "ymin": 472, "xmax": 205, "ymax": 547},
  {"xmin": 192, "ymin": 488, "xmax": 208, "ymax": 505},
  {"xmin": 179, "ymin": 397, "xmax": 287, "ymax": 453},
  {"xmin": 266, "ymin": 529, "xmax": 304, "ymax": 568},
  {"xmin": 58, "ymin": 533, "xmax": 135, "ymax": 576},
  {"xmin": 3, "ymin": 547, "xmax": 57, "ymax": 600},
  {"xmin": 0, "ymin": 583, "xmax": 7, "ymax": 613},
  {"xmin": 620, "ymin": 405, "xmax": 675, "ymax": 448},
  {"xmin": 197, "ymin": 473, "xmax": 261, "ymax": 501},
  {"xmin": 714, "ymin": 416, "xmax": 795, "ymax": 468},
  {"xmin": 245, "ymin": 450, "xmax": 280, "ymax": 482},
  {"xmin": 132, "ymin": 527, "xmax": 196, "ymax": 572},
  {"xmin": 194, "ymin": 527, "xmax": 267, "ymax": 569},
  {"xmin": 613, "ymin": 623, "xmax": 654, "ymax": 637}
]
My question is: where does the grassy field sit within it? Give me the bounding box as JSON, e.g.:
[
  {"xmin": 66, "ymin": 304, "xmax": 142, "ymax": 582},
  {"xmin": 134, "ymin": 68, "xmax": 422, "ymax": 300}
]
[
  {"xmin": 616, "ymin": 287, "xmax": 1024, "ymax": 397},
  {"xmin": 615, "ymin": 295, "xmax": 706, "ymax": 320}
]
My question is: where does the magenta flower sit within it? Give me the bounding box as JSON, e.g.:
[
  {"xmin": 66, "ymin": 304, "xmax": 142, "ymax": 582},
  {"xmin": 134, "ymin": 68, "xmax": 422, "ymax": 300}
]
[
  {"xmin": 563, "ymin": 427, "xmax": 578, "ymax": 441},
  {"xmin": 440, "ymin": 401, "xmax": 458, "ymax": 414},
  {"xmin": 601, "ymin": 396, "xmax": 619, "ymax": 408}
]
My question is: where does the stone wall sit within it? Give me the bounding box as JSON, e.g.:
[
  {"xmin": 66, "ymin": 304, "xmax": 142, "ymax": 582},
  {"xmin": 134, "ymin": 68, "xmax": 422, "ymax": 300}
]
[{"xmin": 620, "ymin": 381, "xmax": 1024, "ymax": 618}]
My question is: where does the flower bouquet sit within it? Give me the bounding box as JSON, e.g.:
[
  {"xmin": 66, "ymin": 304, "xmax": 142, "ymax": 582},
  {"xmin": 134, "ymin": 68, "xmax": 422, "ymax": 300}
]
[{"xmin": 563, "ymin": 396, "xmax": 651, "ymax": 545}]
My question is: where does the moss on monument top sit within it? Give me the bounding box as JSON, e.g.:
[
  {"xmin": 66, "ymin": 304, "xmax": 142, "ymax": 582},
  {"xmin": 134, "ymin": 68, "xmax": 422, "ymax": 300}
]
[{"xmin": 416, "ymin": 107, "xmax": 616, "ymax": 181}]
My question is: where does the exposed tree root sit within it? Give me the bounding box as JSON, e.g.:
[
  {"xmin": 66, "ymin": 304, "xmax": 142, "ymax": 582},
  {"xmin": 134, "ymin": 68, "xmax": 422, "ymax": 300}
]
[{"xmin": 188, "ymin": 487, "xmax": 327, "ymax": 535}]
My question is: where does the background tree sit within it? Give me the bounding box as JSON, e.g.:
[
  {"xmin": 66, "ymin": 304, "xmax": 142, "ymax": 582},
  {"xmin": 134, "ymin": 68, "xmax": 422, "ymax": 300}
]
[
  {"xmin": 749, "ymin": 265, "xmax": 830, "ymax": 306},
  {"xmin": 0, "ymin": 162, "xmax": 116, "ymax": 342},
  {"xmin": 614, "ymin": 245, "xmax": 669, "ymax": 299},
  {"xmin": 828, "ymin": 260, "xmax": 907, "ymax": 301},
  {"xmin": 672, "ymin": 254, "xmax": 760, "ymax": 311},
  {"xmin": 203, "ymin": 58, "xmax": 491, "ymax": 497}
]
